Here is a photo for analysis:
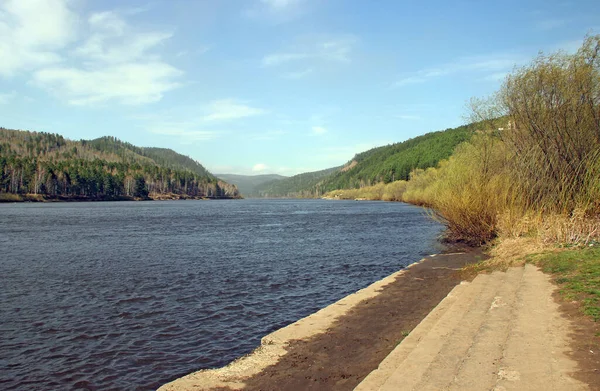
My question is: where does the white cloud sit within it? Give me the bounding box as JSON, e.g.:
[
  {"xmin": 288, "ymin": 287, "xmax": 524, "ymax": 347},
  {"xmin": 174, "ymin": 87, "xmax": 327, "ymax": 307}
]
[
  {"xmin": 535, "ymin": 18, "xmax": 566, "ymax": 31},
  {"xmin": 1, "ymin": 2, "xmax": 183, "ymax": 106},
  {"xmin": 319, "ymin": 39, "xmax": 354, "ymax": 62},
  {"xmin": 252, "ymin": 163, "xmax": 269, "ymax": 172},
  {"xmin": 75, "ymin": 11, "xmax": 173, "ymax": 64},
  {"xmin": 133, "ymin": 99, "xmax": 267, "ymax": 143},
  {"xmin": 312, "ymin": 126, "xmax": 327, "ymax": 135},
  {"xmin": 203, "ymin": 99, "xmax": 266, "ymax": 121},
  {"xmin": 0, "ymin": 91, "xmax": 16, "ymax": 104},
  {"xmin": 262, "ymin": 36, "xmax": 357, "ymax": 68},
  {"xmin": 246, "ymin": 0, "xmax": 307, "ymax": 23},
  {"xmin": 0, "ymin": 0, "xmax": 77, "ymax": 76},
  {"xmin": 395, "ymin": 114, "xmax": 421, "ymax": 120},
  {"xmin": 262, "ymin": 53, "xmax": 310, "ymax": 67},
  {"xmin": 282, "ymin": 68, "xmax": 313, "ymax": 79},
  {"xmin": 393, "ymin": 76, "xmax": 427, "ymax": 87},
  {"xmin": 392, "ymin": 53, "xmax": 524, "ymax": 88},
  {"xmin": 552, "ymin": 38, "xmax": 584, "ymax": 54},
  {"xmin": 260, "ymin": 0, "xmax": 303, "ymax": 9},
  {"xmin": 33, "ymin": 63, "xmax": 182, "ymax": 105}
]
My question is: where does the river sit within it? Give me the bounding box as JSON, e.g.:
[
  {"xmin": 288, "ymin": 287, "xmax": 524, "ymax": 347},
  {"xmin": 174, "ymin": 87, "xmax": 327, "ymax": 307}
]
[{"xmin": 0, "ymin": 199, "xmax": 443, "ymax": 390}]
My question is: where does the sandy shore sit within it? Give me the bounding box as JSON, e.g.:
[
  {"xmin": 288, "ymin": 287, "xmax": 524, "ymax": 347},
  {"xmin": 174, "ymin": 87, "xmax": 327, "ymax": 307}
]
[{"xmin": 158, "ymin": 245, "xmax": 482, "ymax": 391}]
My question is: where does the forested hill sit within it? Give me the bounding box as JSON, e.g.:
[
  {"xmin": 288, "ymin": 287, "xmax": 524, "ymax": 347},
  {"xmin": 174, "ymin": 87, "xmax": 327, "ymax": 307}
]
[
  {"xmin": 0, "ymin": 128, "xmax": 240, "ymax": 201},
  {"xmin": 87, "ymin": 137, "xmax": 212, "ymax": 177},
  {"xmin": 318, "ymin": 123, "xmax": 475, "ymax": 192},
  {"xmin": 254, "ymin": 123, "xmax": 475, "ymax": 198},
  {"xmin": 216, "ymin": 173, "xmax": 286, "ymax": 197},
  {"xmin": 254, "ymin": 166, "xmax": 341, "ymax": 198}
]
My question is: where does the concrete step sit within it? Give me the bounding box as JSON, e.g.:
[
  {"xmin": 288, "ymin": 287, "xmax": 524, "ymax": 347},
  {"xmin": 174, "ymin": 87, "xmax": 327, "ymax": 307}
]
[
  {"xmin": 354, "ymin": 278, "xmax": 477, "ymax": 391},
  {"xmin": 444, "ymin": 266, "xmax": 525, "ymax": 391},
  {"xmin": 495, "ymin": 264, "xmax": 587, "ymax": 391},
  {"xmin": 377, "ymin": 270, "xmax": 508, "ymax": 391},
  {"xmin": 355, "ymin": 264, "xmax": 588, "ymax": 391}
]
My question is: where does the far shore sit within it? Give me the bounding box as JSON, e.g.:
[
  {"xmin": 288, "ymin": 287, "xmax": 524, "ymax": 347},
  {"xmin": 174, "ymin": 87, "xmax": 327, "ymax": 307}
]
[{"xmin": 0, "ymin": 193, "xmax": 242, "ymax": 203}]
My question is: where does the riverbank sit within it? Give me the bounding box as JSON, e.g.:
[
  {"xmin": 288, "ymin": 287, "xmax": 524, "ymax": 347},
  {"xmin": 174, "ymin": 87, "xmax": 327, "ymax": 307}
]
[
  {"xmin": 0, "ymin": 193, "xmax": 242, "ymax": 203},
  {"xmin": 158, "ymin": 240, "xmax": 600, "ymax": 390},
  {"xmin": 158, "ymin": 244, "xmax": 484, "ymax": 390}
]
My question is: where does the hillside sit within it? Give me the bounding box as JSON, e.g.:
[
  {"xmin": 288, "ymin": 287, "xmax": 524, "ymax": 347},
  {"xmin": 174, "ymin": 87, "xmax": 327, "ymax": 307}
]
[
  {"xmin": 216, "ymin": 173, "xmax": 286, "ymax": 197},
  {"xmin": 253, "ymin": 123, "xmax": 475, "ymax": 198},
  {"xmin": 319, "ymin": 124, "xmax": 474, "ymax": 192},
  {"xmin": 87, "ymin": 137, "xmax": 213, "ymax": 178},
  {"xmin": 254, "ymin": 166, "xmax": 341, "ymax": 198},
  {"xmin": 0, "ymin": 128, "xmax": 239, "ymax": 201}
]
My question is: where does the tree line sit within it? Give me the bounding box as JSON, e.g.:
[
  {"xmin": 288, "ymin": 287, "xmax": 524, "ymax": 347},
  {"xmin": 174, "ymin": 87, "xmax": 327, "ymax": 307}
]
[{"xmin": 0, "ymin": 129, "xmax": 239, "ymax": 200}]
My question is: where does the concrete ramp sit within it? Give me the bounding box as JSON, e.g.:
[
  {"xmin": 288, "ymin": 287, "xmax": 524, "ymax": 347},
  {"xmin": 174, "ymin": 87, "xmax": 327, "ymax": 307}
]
[{"xmin": 355, "ymin": 264, "xmax": 587, "ymax": 391}]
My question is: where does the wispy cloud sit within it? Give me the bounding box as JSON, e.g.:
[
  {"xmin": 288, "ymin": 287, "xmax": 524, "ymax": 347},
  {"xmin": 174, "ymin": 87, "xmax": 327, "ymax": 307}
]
[
  {"xmin": 0, "ymin": 0, "xmax": 77, "ymax": 77},
  {"xmin": 74, "ymin": 11, "xmax": 174, "ymax": 64},
  {"xmin": 535, "ymin": 18, "xmax": 567, "ymax": 31},
  {"xmin": 282, "ymin": 68, "xmax": 313, "ymax": 79},
  {"xmin": 0, "ymin": 92, "xmax": 16, "ymax": 104},
  {"xmin": 0, "ymin": 2, "xmax": 183, "ymax": 106},
  {"xmin": 251, "ymin": 130, "xmax": 287, "ymax": 140},
  {"xmin": 392, "ymin": 53, "xmax": 524, "ymax": 88},
  {"xmin": 262, "ymin": 53, "xmax": 310, "ymax": 67},
  {"xmin": 252, "ymin": 163, "xmax": 269, "ymax": 172},
  {"xmin": 203, "ymin": 99, "xmax": 266, "ymax": 121},
  {"xmin": 246, "ymin": 0, "xmax": 308, "ymax": 23},
  {"xmin": 262, "ymin": 36, "xmax": 357, "ymax": 68},
  {"xmin": 311, "ymin": 126, "xmax": 327, "ymax": 135},
  {"xmin": 35, "ymin": 10, "xmax": 182, "ymax": 105},
  {"xmin": 134, "ymin": 99, "xmax": 268, "ymax": 143},
  {"xmin": 393, "ymin": 76, "xmax": 427, "ymax": 87},
  {"xmin": 319, "ymin": 39, "xmax": 354, "ymax": 62},
  {"xmin": 551, "ymin": 38, "xmax": 585, "ymax": 54},
  {"xmin": 34, "ymin": 63, "xmax": 182, "ymax": 106},
  {"xmin": 394, "ymin": 114, "xmax": 421, "ymax": 120},
  {"xmin": 260, "ymin": 0, "xmax": 303, "ymax": 9}
]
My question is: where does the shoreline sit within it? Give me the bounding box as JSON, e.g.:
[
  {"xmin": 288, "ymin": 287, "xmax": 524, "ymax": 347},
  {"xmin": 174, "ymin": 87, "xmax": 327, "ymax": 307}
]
[
  {"xmin": 158, "ymin": 244, "xmax": 482, "ymax": 391},
  {"xmin": 0, "ymin": 193, "xmax": 242, "ymax": 203}
]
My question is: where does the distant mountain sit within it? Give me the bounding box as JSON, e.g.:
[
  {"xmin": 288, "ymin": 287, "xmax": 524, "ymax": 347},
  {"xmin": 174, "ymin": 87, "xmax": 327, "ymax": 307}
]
[
  {"xmin": 216, "ymin": 173, "xmax": 287, "ymax": 197},
  {"xmin": 0, "ymin": 128, "xmax": 239, "ymax": 201},
  {"xmin": 254, "ymin": 166, "xmax": 341, "ymax": 198}
]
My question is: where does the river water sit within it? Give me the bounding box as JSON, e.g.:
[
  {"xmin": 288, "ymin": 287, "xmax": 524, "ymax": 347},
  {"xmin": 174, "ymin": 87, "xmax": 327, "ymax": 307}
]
[{"xmin": 0, "ymin": 199, "xmax": 443, "ymax": 390}]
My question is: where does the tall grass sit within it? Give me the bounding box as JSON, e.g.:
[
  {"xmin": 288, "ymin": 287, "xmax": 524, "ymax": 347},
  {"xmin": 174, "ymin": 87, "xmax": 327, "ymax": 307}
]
[
  {"xmin": 326, "ymin": 36, "xmax": 600, "ymax": 246},
  {"xmin": 409, "ymin": 36, "xmax": 600, "ymax": 245},
  {"xmin": 403, "ymin": 134, "xmax": 520, "ymax": 244}
]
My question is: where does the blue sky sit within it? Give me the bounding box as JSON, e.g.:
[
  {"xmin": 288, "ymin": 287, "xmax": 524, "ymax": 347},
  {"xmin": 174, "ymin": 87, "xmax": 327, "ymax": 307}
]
[{"xmin": 0, "ymin": 0, "xmax": 598, "ymax": 175}]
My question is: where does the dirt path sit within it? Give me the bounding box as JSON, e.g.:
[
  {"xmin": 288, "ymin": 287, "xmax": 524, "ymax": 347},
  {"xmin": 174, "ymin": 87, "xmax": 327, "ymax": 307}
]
[
  {"xmin": 159, "ymin": 246, "xmax": 482, "ymax": 391},
  {"xmin": 357, "ymin": 264, "xmax": 591, "ymax": 390}
]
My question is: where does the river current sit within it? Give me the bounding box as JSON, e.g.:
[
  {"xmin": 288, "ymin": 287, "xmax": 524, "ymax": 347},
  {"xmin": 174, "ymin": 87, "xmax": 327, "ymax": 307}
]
[{"xmin": 0, "ymin": 199, "xmax": 443, "ymax": 390}]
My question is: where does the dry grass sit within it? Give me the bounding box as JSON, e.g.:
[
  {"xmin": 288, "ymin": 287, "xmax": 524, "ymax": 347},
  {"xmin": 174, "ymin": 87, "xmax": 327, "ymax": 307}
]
[
  {"xmin": 538, "ymin": 211, "xmax": 600, "ymax": 245},
  {"xmin": 0, "ymin": 193, "xmax": 23, "ymax": 202},
  {"xmin": 462, "ymin": 237, "xmax": 551, "ymax": 277},
  {"xmin": 0, "ymin": 193, "xmax": 46, "ymax": 202}
]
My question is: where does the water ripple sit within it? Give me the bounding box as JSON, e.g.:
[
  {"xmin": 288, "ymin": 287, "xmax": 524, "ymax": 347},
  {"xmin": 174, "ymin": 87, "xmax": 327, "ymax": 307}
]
[{"xmin": 0, "ymin": 199, "xmax": 442, "ymax": 390}]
